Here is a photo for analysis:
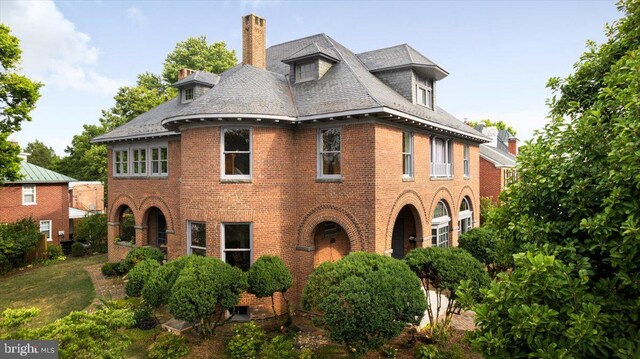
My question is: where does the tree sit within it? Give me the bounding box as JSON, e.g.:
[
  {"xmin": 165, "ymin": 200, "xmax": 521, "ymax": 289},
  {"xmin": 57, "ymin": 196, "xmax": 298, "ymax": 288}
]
[
  {"xmin": 466, "ymin": 119, "xmax": 517, "ymax": 136},
  {"xmin": 23, "ymin": 140, "xmax": 59, "ymax": 169},
  {"xmin": 474, "ymin": 1, "xmax": 640, "ymax": 356},
  {"xmin": 0, "ymin": 25, "xmax": 43, "ymax": 183},
  {"xmin": 0, "ymin": 218, "xmax": 41, "ymax": 274},
  {"xmin": 247, "ymin": 255, "xmax": 293, "ymax": 320},
  {"xmin": 142, "ymin": 255, "xmax": 191, "ymax": 308},
  {"xmin": 162, "ymin": 36, "xmax": 237, "ymax": 83},
  {"xmin": 125, "ymin": 259, "xmax": 161, "ymax": 298}
]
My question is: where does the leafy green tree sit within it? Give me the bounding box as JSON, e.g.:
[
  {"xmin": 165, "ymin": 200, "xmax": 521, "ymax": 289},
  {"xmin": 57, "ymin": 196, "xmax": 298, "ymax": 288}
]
[
  {"xmin": 247, "ymin": 255, "xmax": 293, "ymax": 319},
  {"xmin": 474, "ymin": 1, "xmax": 640, "ymax": 356},
  {"xmin": 23, "ymin": 140, "xmax": 59, "ymax": 169},
  {"xmin": 162, "ymin": 36, "xmax": 237, "ymax": 83},
  {"xmin": 466, "ymin": 119, "xmax": 517, "ymax": 136},
  {"xmin": 0, "ymin": 218, "xmax": 41, "ymax": 274},
  {"xmin": 0, "ymin": 24, "xmax": 43, "ymax": 183},
  {"xmin": 74, "ymin": 213, "xmax": 107, "ymax": 253}
]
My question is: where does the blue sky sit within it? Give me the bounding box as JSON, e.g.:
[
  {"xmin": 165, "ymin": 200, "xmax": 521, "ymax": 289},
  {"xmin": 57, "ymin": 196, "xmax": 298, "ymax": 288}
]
[{"xmin": 1, "ymin": 0, "xmax": 621, "ymax": 155}]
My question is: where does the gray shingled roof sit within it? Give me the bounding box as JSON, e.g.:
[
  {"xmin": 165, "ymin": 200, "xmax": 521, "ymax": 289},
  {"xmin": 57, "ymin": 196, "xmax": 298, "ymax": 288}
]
[
  {"xmin": 357, "ymin": 44, "xmax": 448, "ymax": 80},
  {"xmin": 6, "ymin": 161, "xmax": 76, "ymax": 183},
  {"xmin": 172, "ymin": 71, "xmax": 220, "ymax": 87},
  {"xmin": 282, "ymin": 42, "xmax": 340, "ymax": 64},
  {"xmin": 480, "ymin": 145, "xmax": 516, "ymax": 167}
]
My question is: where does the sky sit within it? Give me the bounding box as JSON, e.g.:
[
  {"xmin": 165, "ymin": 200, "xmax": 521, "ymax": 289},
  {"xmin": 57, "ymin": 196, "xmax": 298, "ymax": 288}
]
[{"xmin": 0, "ymin": 0, "xmax": 622, "ymax": 155}]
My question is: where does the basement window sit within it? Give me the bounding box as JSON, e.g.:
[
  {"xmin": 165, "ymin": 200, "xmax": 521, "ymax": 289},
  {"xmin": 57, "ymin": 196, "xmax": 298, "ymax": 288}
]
[{"xmin": 230, "ymin": 306, "xmax": 250, "ymax": 322}]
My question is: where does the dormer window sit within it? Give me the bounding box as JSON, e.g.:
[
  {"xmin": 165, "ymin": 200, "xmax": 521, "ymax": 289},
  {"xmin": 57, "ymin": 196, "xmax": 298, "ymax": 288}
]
[
  {"xmin": 296, "ymin": 62, "xmax": 316, "ymax": 82},
  {"xmin": 183, "ymin": 88, "xmax": 194, "ymax": 103},
  {"xmin": 417, "ymin": 85, "xmax": 433, "ymax": 109}
]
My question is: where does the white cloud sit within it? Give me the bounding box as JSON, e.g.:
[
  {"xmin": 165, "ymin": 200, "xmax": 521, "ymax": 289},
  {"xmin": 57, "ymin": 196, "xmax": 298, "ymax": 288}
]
[
  {"xmin": 460, "ymin": 110, "xmax": 551, "ymax": 143},
  {"xmin": 0, "ymin": 0, "xmax": 127, "ymax": 95},
  {"xmin": 126, "ymin": 6, "xmax": 146, "ymax": 26}
]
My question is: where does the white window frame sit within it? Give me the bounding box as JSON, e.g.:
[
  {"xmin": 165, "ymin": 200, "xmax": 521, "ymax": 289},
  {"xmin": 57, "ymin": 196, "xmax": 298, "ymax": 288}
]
[
  {"xmin": 22, "ymin": 184, "xmax": 36, "ymax": 205},
  {"xmin": 113, "ymin": 148, "xmax": 129, "ymax": 177},
  {"xmin": 402, "ymin": 131, "xmax": 414, "ymax": 179},
  {"xmin": 432, "ymin": 201, "xmax": 451, "ymax": 248},
  {"xmin": 463, "ymin": 144, "xmax": 470, "ymax": 178},
  {"xmin": 182, "ymin": 87, "xmax": 194, "ymax": 103},
  {"xmin": 130, "ymin": 145, "xmax": 148, "ymax": 176},
  {"xmin": 430, "ymin": 137, "xmax": 453, "ymax": 178},
  {"xmin": 458, "ymin": 197, "xmax": 473, "ymax": 235},
  {"xmin": 150, "ymin": 145, "xmax": 169, "ymax": 176},
  {"xmin": 221, "ymin": 223, "xmax": 253, "ymax": 270},
  {"xmin": 39, "ymin": 220, "xmax": 52, "ymax": 241},
  {"xmin": 427, "ymin": 88, "xmax": 433, "ymax": 109},
  {"xmin": 221, "ymin": 127, "xmax": 253, "ymax": 180},
  {"xmin": 187, "ymin": 221, "xmax": 206, "ymax": 255},
  {"xmin": 296, "ymin": 61, "xmax": 315, "ymax": 82},
  {"xmin": 317, "ymin": 127, "xmax": 342, "ymax": 179}
]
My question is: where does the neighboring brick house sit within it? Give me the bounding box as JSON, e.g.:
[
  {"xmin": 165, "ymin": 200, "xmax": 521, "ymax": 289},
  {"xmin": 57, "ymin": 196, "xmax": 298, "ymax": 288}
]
[
  {"xmin": 0, "ymin": 155, "xmax": 76, "ymax": 244},
  {"xmin": 475, "ymin": 125, "xmax": 518, "ymax": 202},
  {"xmin": 93, "ymin": 14, "xmax": 489, "ymax": 318},
  {"xmin": 68, "ymin": 181, "xmax": 105, "ymax": 239}
]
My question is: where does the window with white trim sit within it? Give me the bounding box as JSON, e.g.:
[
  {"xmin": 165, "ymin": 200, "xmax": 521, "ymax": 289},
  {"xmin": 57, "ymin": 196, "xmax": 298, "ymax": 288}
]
[
  {"xmin": 431, "ymin": 200, "xmax": 451, "ymax": 248},
  {"xmin": 222, "ymin": 128, "xmax": 252, "ymax": 179},
  {"xmin": 22, "ymin": 184, "xmax": 36, "ymax": 205},
  {"xmin": 427, "ymin": 89, "xmax": 433, "ymax": 109},
  {"xmin": 295, "ymin": 62, "xmax": 315, "ymax": 82},
  {"xmin": 131, "ymin": 147, "xmax": 147, "ymax": 175},
  {"xmin": 318, "ymin": 128, "xmax": 341, "ymax": 178},
  {"xmin": 39, "ymin": 220, "xmax": 52, "ymax": 241},
  {"xmin": 463, "ymin": 144, "xmax": 470, "ymax": 178},
  {"xmin": 402, "ymin": 131, "xmax": 413, "ymax": 178},
  {"xmin": 183, "ymin": 88, "xmax": 194, "ymax": 103},
  {"xmin": 187, "ymin": 221, "xmax": 206, "ymax": 256},
  {"xmin": 222, "ymin": 223, "xmax": 252, "ymax": 271},
  {"xmin": 150, "ymin": 146, "xmax": 168, "ymax": 176},
  {"xmin": 430, "ymin": 137, "xmax": 453, "ymax": 178},
  {"xmin": 114, "ymin": 149, "xmax": 129, "ymax": 176},
  {"xmin": 458, "ymin": 197, "xmax": 473, "ymax": 235}
]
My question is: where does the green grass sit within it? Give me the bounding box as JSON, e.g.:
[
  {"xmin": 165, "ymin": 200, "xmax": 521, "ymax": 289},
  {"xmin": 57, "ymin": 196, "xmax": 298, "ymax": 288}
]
[
  {"xmin": 124, "ymin": 327, "xmax": 161, "ymax": 359},
  {"xmin": 0, "ymin": 254, "xmax": 107, "ymax": 327}
]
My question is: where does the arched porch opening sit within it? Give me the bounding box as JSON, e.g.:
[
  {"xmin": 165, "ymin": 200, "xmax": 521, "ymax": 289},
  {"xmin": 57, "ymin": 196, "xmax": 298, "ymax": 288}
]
[
  {"xmin": 116, "ymin": 205, "xmax": 135, "ymax": 244},
  {"xmin": 390, "ymin": 205, "xmax": 422, "ymax": 259},
  {"xmin": 143, "ymin": 206, "xmax": 168, "ymax": 258},
  {"xmin": 313, "ymin": 221, "xmax": 350, "ymax": 267}
]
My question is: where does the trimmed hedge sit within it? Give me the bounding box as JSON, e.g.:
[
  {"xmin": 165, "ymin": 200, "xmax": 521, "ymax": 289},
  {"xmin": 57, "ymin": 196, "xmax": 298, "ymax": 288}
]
[
  {"xmin": 125, "ymin": 259, "xmax": 161, "ymax": 297},
  {"xmin": 120, "ymin": 247, "xmax": 164, "ymax": 273},
  {"xmin": 142, "ymin": 255, "xmax": 191, "ymax": 308}
]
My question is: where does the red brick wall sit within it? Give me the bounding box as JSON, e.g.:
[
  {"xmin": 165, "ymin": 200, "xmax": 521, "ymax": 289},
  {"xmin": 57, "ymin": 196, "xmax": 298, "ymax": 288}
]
[
  {"xmin": 70, "ymin": 183, "xmax": 104, "ymax": 211},
  {"xmin": 0, "ymin": 183, "xmax": 70, "ymax": 244},
  {"xmin": 479, "ymin": 157, "xmax": 503, "ymax": 202}
]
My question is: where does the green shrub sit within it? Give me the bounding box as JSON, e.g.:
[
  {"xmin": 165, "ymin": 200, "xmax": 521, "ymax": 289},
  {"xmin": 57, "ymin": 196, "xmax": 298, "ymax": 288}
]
[
  {"xmin": 70, "ymin": 241, "xmax": 85, "ymax": 257},
  {"xmin": 142, "ymin": 255, "xmax": 191, "ymax": 307},
  {"xmin": 46, "ymin": 244, "xmax": 64, "ymax": 260},
  {"xmin": 125, "ymin": 259, "xmax": 161, "ymax": 297},
  {"xmin": 168, "ymin": 256, "xmax": 248, "ymax": 337},
  {"xmin": 404, "ymin": 247, "xmax": 489, "ymax": 334},
  {"xmin": 103, "ymin": 298, "xmax": 156, "ymax": 330},
  {"xmin": 120, "ymin": 246, "xmax": 164, "ymax": 273},
  {"xmin": 302, "ymin": 252, "xmax": 426, "ymax": 353},
  {"xmin": 0, "ymin": 307, "xmax": 40, "ymax": 335},
  {"xmin": 458, "ymin": 227, "xmax": 512, "ymax": 278},
  {"xmin": 227, "ymin": 321, "xmax": 266, "ymax": 359},
  {"xmin": 260, "ymin": 335, "xmax": 298, "ymax": 359},
  {"xmin": 147, "ymin": 332, "xmax": 189, "ymax": 359},
  {"xmin": 415, "ymin": 344, "xmax": 464, "ymax": 359},
  {"xmin": 101, "ymin": 262, "xmax": 124, "ymax": 277},
  {"xmin": 247, "ymin": 255, "xmax": 292, "ymax": 318},
  {"xmin": 74, "ymin": 213, "xmax": 107, "ymax": 253},
  {"xmin": 0, "ymin": 218, "xmax": 41, "ymax": 273}
]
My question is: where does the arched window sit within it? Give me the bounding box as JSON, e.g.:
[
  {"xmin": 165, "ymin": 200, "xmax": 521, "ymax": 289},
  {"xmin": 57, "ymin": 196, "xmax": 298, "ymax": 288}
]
[
  {"xmin": 431, "ymin": 200, "xmax": 451, "ymax": 247},
  {"xmin": 458, "ymin": 197, "xmax": 473, "ymax": 235}
]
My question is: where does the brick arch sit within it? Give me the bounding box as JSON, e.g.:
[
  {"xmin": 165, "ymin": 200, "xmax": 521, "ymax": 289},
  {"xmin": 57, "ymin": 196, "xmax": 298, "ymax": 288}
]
[
  {"xmin": 139, "ymin": 196, "xmax": 175, "ymax": 231},
  {"xmin": 427, "ymin": 187, "xmax": 456, "ymax": 224},
  {"xmin": 109, "ymin": 194, "xmax": 138, "ymax": 223},
  {"xmin": 297, "ymin": 205, "xmax": 364, "ymax": 251},
  {"xmin": 384, "ymin": 189, "xmax": 428, "ymax": 252},
  {"xmin": 456, "ymin": 185, "xmax": 478, "ymax": 224}
]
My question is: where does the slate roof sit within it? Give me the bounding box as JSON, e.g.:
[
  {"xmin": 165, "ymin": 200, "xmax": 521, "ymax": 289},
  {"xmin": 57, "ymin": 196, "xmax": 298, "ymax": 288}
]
[
  {"xmin": 357, "ymin": 44, "xmax": 449, "ymax": 80},
  {"xmin": 480, "ymin": 145, "xmax": 516, "ymax": 167},
  {"xmin": 282, "ymin": 42, "xmax": 340, "ymax": 64},
  {"xmin": 94, "ymin": 33, "xmax": 486, "ymax": 143},
  {"xmin": 172, "ymin": 71, "xmax": 220, "ymax": 87},
  {"xmin": 6, "ymin": 162, "xmax": 76, "ymax": 184}
]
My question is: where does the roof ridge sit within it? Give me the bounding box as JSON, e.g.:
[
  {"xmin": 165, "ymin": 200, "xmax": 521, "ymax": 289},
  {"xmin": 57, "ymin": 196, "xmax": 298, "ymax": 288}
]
[
  {"xmin": 357, "ymin": 43, "xmax": 407, "ymax": 56},
  {"xmin": 267, "ymin": 33, "xmax": 327, "ymax": 50},
  {"xmin": 403, "ymin": 44, "xmax": 415, "ymax": 64}
]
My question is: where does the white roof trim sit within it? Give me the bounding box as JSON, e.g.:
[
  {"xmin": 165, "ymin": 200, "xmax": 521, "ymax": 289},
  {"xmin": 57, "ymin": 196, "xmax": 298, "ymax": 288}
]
[
  {"xmin": 162, "ymin": 113, "xmax": 297, "ymax": 126},
  {"xmin": 480, "ymin": 145, "xmax": 516, "ymax": 168}
]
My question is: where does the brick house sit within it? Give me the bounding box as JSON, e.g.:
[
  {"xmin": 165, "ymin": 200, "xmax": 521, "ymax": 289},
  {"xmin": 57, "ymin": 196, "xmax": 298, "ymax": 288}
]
[
  {"xmin": 0, "ymin": 155, "xmax": 76, "ymax": 244},
  {"xmin": 475, "ymin": 125, "xmax": 518, "ymax": 202},
  {"xmin": 93, "ymin": 14, "xmax": 489, "ymax": 318}
]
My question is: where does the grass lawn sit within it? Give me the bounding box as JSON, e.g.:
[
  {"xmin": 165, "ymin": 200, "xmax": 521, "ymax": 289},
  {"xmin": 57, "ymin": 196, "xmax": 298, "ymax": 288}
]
[{"xmin": 0, "ymin": 254, "xmax": 106, "ymax": 327}]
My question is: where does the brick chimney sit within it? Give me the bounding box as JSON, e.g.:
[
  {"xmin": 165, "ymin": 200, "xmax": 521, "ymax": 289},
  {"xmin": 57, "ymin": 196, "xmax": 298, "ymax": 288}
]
[
  {"xmin": 508, "ymin": 137, "xmax": 518, "ymax": 155},
  {"xmin": 177, "ymin": 68, "xmax": 195, "ymax": 80},
  {"xmin": 242, "ymin": 14, "xmax": 266, "ymax": 69}
]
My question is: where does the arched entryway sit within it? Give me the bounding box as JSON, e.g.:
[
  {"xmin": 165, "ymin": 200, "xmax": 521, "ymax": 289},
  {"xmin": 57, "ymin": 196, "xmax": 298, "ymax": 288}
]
[
  {"xmin": 390, "ymin": 205, "xmax": 422, "ymax": 259},
  {"xmin": 431, "ymin": 200, "xmax": 452, "ymax": 248},
  {"xmin": 116, "ymin": 205, "xmax": 136, "ymax": 243},
  {"xmin": 313, "ymin": 221, "xmax": 350, "ymax": 267},
  {"xmin": 143, "ymin": 207, "xmax": 168, "ymax": 258}
]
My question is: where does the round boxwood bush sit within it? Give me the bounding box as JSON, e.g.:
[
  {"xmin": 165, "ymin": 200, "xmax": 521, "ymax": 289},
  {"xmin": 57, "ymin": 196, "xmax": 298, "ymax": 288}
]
[
  {"xmin": 101, "ymin": 262, "xmax": 125, "ymax": 277},
  {"xmin": 70, "ymin": 242, "xmax": 85, "ymax": 257},
  {"xmin": 247, "ymin": 255, "xmax": 292, "ymax": 317},
  {"xmin": 125, "ymin": 259, "xmax": 161, "ymax": 298},
  {"xmin": 120, "ymin": 246, "xmax": 164, "ymax": 273},
  {"xmin": 142, "ymin": 255, "xmax": 191, "ymax": 308},
  {"xmin": 458, "ymin": 227, "xmax": 511, "ymax": 277},
  {"xmin": 168, "ymin": 256, "xmax": 248, "ymax": 337},
  {"xmin": 302, "ymin": 252, "xmax": 426, "ymax": 353}
]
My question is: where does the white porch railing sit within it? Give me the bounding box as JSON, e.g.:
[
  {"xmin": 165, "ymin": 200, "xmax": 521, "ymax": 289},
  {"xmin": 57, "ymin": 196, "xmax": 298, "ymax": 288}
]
[{"xmin": 431, "ymin": 162, "xmax": 452, "ymax": 178}]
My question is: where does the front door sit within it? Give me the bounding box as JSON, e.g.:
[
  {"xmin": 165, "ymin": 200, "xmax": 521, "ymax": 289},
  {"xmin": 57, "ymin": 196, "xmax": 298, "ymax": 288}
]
[{"xmin": 391, "ymin": 217, "xmax": 404, "ymax": 259}]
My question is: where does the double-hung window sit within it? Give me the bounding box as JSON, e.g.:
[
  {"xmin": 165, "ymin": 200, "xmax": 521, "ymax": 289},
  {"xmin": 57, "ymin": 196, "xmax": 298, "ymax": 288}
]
[
  {"xmin": 150, "ymin": 146, "xmax": 168, "ymax": 176},
  {"xmin": 430, "ymin": 137, "xmax": 452, "ymax": 178},
  {"xmin": 40, "ymin": 220, "xmax": 52, "ymax": 241},
  {"xmin": 114, "ymin": 149, "xmax": 129, "ymax": 176},
  {"xmin": 131, "ymin": 147, "xmax": 147, "ymax": 175},
  {"xmin": 183, "ymin": 88, "xmax": 194, "ymax": 103},
  {"xmin": 22, "ymin": 185, "xmax": 36, "ymax": 205},
  {"xmin": 318, "ymin": 128, "xmax": 341, "ymax": 179},
  {"xmin": 296, "ymin": 62, "xmax": 315, "ymax": 82},
  {"xmin": 187, "ymin": 221, "xmax": 206, "ymax": 256},
  {"xmin": 222, "ymin": 223, "xmax": 252, "ymax": 271},
  {"xmin": 402, "ymin": 131, "xmax": 413, "ymax": 179},
  {"xmin": 222, "ymin": 128, "xmax": 252, "ymax": 179},
  {"xmin": 463, "ymin": 144, "xmax": 470, "ymax": 178},
  {"xmin": 431, "ymin": 200, "xmax": 451, "ymax": 248}
]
